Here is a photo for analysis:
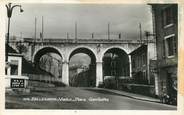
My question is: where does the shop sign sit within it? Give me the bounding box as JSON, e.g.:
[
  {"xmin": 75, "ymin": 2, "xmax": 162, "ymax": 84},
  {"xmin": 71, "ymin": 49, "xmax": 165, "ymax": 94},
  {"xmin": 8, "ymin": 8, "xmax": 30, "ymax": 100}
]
[{"xmin": 11, "ymin": 78, "xmax": 25, "ymax": 88}]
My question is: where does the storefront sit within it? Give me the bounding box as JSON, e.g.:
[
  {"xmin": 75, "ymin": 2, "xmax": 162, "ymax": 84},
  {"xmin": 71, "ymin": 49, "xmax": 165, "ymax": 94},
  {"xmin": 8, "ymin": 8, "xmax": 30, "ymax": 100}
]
[{"xmin": 5, "ymin": 53, "xmax": 29, "ymax": 92}]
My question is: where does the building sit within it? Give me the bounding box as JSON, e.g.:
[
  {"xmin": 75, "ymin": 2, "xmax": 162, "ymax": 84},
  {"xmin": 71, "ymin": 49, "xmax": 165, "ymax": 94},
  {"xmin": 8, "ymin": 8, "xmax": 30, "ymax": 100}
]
[
  {"xmin": 69, "ymin": 64, "xmax": 88, "ymax": 78},
  {"xmin": 69, "ymin": 64, "xmax": 96, "ymax": 87},
  {"xmin": 150, "ymin": 4, "xmax": 178, "ymax": 98},
  {"xmin": 5, "ymin": 46, "xmax": 29, "ymax": 92},
  {"xmin": 69, "ymin": 64, "xmax": 89, "ymax": 86},
  {"xmin": 130, "ymin": 45, "xmax": 149, "ymax": 84},
  {"xmin": 5, "ymin": 45, "xmax": 57, "ymax": 90},
  {"xmin": 129, "ymin": 43, "xmax": 157, "ymax": 96}
]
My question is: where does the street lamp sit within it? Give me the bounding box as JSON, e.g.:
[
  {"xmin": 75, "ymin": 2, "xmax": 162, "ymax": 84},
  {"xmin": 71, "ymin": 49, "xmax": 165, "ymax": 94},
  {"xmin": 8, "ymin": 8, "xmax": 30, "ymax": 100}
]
[{"xmin": 5, "ymin": 3, "xmax": 23, "ymax": 63}]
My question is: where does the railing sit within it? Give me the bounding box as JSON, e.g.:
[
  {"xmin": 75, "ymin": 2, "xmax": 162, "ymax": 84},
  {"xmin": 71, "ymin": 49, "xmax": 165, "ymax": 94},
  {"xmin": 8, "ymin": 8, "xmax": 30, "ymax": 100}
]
[
  {"xmin": 7, "ymin": 33, "xmax": 156, "ymax": 44},
  {"xmin": 22, "ymin": 38, "xmax": 155, "ymax": 44}
]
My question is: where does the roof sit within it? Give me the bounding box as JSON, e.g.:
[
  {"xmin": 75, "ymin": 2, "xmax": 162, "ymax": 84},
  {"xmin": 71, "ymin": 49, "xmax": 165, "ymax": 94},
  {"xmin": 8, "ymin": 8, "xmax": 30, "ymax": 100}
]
[
  {"xmin": 8, "ymin": 53, "xmax": 23, "ymax": 57},
  {"xmin": 6, "ymin": 44, "xmax": 18, "ymax": 54},
  {"xmin": 129, "ymin": 44, "xmax": 147, "ymax": 55}
]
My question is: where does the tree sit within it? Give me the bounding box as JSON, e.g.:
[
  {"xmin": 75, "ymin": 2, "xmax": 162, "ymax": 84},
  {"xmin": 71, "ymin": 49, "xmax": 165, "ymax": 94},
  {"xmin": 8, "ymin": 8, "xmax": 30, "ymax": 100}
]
[{"xmin": 16, "ymin": 41, "xmax": 28, "ymax": 54}]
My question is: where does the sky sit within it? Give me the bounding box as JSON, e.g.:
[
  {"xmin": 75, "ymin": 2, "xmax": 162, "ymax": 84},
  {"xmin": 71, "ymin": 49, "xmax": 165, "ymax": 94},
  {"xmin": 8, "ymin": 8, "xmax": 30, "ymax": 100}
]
[
  {"xmin": 7, "ymin": 4, "xmax": 154, "ymax": 65},
  {"xmin": 8, "ymin": 4, "xmax": 153, "ymax": 40},
  {"xmin": 69, "ymin": 53, "xmax": 91, "ymax": 67}
]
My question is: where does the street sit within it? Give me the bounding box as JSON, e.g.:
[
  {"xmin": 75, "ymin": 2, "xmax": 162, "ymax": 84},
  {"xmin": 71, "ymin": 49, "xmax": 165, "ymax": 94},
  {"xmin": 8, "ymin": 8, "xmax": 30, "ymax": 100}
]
[{"xmin": 6, "ymin": 87, "xmax": 176, "ymax": 110}]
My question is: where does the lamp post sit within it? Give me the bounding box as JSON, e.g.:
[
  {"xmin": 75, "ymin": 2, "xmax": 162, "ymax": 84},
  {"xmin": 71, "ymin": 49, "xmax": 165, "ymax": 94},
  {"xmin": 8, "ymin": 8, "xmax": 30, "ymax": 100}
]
[{"xmin": 5, "ymin": 3, "xmax": 23, "ymax": 63}]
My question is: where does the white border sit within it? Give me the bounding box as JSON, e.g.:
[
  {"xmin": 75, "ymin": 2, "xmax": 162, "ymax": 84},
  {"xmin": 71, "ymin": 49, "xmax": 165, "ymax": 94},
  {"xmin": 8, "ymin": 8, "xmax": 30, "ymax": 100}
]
[{"xmin": 0, "ymin": 1, "xmax": 183, "ymax": 115}]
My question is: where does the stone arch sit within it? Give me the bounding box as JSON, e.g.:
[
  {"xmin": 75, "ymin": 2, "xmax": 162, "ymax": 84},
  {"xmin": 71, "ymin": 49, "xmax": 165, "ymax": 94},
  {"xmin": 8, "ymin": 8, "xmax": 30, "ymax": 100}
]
[
  {"xmin": 67, "ymin": 45, "xmax": 97, "ymax": 63},
  {"xmin": 67, "ymin": 46, "xmax": 97, "ymax": 87},
  {"xmin": 100, "ymin": 46, "xmax": 129, "ymax": 62},
  {"xmin": 102, "ymin": 46, "xmax": 130, "ymax": 83},
  {"xmin": 32, "ymin": 46, "xmax": 63, "ymax": 65}
]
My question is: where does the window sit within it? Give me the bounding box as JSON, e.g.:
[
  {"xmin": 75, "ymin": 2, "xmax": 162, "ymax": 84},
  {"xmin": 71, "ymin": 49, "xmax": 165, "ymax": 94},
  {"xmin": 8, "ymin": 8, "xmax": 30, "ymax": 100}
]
[
  {"xmin": 142, "ymin": 53, "xmax": 146, "ymax": 65},
  {"xmin": 141, "ymin": 54, "xmax": 143, "ymax": 65},
  {"xmin": 140, "ymin": 54, "xmax": 142, "ymax": 66},
  {"xmin": 10, "ymin": 60, "xmax": 18, "ymax": 75},
  {"xmin": 138, "ymin": 56, "xmax": 140, "ymax": 67},
  {"xmin": 139, "ymin": 56, "xmax": 141, "ymax": 67},
  {"xmin": 163, "ymin": 6, "xmax": 174, "ymax": 26},
  {"xmin": 111, "ymin": 70, "xmax": 116, "ymax": 76},
  {"xmin": 165, "ymin": 35, "xmax": 177, "ymax": 57},
  {"xmin": 142, "ymin": 72, "xmax": 145, "ymax": 82},
  {"xmin": 132, "ymin": 59, "xmax": 135, "ymax": 68}
]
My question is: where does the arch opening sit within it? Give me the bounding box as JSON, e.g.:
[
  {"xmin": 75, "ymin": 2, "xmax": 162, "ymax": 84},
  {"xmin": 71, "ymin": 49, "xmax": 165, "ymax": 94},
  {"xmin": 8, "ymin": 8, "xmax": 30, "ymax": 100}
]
[
  {"xmin": 69, "ymin": 47, "xmax": 96, "ymax": 87},
  {"xmin": 102, "ymin": 48, "xmax": 130, "ymax": 89},
  {"xmin": 33, "ymin": 47, "xmax": 63, "ymax": 81}
]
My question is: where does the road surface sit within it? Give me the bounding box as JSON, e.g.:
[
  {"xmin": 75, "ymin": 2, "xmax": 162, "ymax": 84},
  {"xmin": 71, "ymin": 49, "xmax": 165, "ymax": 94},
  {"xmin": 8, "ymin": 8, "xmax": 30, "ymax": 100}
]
[{"xmin": 6, "ymin": 87, "xmax": 177, "ymax": 110}]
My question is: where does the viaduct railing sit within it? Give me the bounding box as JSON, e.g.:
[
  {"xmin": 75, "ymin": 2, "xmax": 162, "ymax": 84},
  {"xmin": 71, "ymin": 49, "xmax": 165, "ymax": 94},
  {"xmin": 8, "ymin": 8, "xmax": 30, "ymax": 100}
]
[{"xmin": 21, "ymin": 38, "xmax": 155, "ymax": 44}]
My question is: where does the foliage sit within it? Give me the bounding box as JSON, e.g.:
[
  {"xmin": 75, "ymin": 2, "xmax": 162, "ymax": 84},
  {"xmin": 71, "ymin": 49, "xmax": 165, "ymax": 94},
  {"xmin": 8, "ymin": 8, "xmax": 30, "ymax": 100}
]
[{"xmin": 16, "ymin": 42, "xmax": 28, "ymax": 53}]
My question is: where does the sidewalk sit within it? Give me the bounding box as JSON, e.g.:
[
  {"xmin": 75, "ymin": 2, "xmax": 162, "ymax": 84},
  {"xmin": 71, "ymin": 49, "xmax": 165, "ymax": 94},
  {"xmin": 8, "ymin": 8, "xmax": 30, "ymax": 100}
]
[{"xmin": 95, "ymin": 88, "xmax": 160, "ymax": 103}]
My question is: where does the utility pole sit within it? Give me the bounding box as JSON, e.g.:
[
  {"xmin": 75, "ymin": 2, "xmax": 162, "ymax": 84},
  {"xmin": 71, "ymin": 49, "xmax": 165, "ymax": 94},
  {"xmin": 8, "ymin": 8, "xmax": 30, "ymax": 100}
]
[
  {"xmin": 31, "ymin": 17, "xmax": 37, "ymax": 59},
  {"xmin": 34, "ymin": 17, "xmax": 37, "ymax": 43},
  {"xmin": 41, "ymin": 16, "xmax": 44, "ymax": 45},
  {"xmin": 75, "ymin": 21, "xmax": 77, "ymax": 42},
  {"xmin": 108, "ymin": 22, "xmax": 110, "ymax": 40},
  {"xmin": 33, "ymin": 17, "xmax": 37, "ymax": 55},
  {"xmin": 92, "ymin": 33, "xmax": 94, "ymax": 39},
  {"xmin": 66, "ymin": 32, "xmax": 69, "ymax": 39},
  {"xmin": 118, "ymin": 33, "xmax": 121, "ymax": 39},
  {"xmin": 139, "ymin": 23, "xmax": 142, "ymax": 44}
]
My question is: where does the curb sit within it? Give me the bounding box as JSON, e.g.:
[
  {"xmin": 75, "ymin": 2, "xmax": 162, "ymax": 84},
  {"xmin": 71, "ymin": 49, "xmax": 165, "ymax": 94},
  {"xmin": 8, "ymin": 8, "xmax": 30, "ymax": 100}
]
[{"xmin": 96, "ymin": 88, "xmax": 161, "ymax": 103}]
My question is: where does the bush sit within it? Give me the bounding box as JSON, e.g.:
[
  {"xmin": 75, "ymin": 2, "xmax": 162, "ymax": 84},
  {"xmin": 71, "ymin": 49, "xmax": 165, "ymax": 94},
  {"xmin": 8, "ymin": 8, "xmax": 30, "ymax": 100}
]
[{"xmin": 98, "ymin": 82, "xmax": 104, "ymax": 88}]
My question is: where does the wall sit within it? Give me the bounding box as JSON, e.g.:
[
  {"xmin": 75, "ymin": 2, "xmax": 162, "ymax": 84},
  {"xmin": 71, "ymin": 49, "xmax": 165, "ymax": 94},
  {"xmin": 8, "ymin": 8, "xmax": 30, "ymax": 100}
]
[{"xmin": 151, "ymin": 4, "xmax": 178, "ymax": 96}]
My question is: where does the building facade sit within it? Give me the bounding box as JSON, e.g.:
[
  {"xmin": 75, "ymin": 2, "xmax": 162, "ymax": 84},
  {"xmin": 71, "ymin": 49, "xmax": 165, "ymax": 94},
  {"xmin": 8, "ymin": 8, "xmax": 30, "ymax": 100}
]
[
  {"xmin": 129, "ymin": 43, "xmax": 157, "ymax": 96},
  {"xmin": 5, "ymin": 53, "xmax": 29, "ymax": 92},
  {"xmin": 130, "ymin": 45, "xmax": 149, "ymax": 84},
  {"xmin": 150, "ymin": 4, "xmax": 178, "ymax": 97},
  {"xmin": 69, "ymin": 64, "xmax": 96, "ymax": 87}
]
